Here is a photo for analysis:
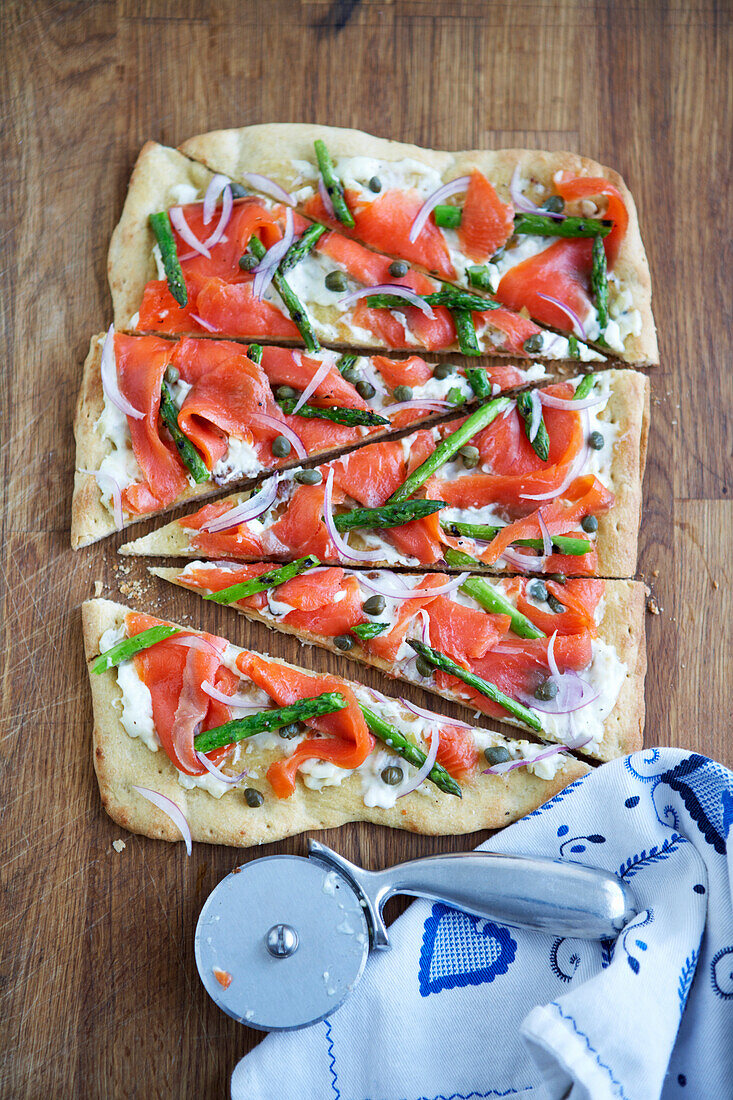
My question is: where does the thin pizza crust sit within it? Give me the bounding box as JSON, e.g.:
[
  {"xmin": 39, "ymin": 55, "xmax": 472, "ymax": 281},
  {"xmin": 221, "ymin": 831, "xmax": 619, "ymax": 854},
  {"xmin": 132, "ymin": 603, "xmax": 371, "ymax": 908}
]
[
  {"xmin": 150, "ymin": 574, "xmax": 646, "ymax": 765},
  {"xmin": 179, "ymin": 123, "xmax": 657, "ymax": 365},
  {"xmin": 82, "ymin": 598, "xmax": 590, "ymax": 848},
  {"xmin": 119, "ymin": 370, "xmax": 649, "ymax": 579}
]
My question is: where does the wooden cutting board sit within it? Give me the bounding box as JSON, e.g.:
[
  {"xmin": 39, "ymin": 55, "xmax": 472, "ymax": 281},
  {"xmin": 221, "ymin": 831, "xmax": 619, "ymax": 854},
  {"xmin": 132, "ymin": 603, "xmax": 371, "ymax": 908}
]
[{"xmin": 1, "ymin": 1, "xmax": 731, "ymax": 1095}]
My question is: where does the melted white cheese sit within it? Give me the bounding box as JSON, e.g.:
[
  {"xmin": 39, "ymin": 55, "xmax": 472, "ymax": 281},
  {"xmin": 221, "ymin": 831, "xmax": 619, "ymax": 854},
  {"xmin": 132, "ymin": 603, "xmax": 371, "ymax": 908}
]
[
  {"xmin": 211, "ymin": 436, "xmax": 264, "ymax": 486},
  {"xmin": 93, "ymin": 394, "xmax": 141, "ymax": 513},
  {"xmin": 100, "ymin": 626, "xmax": 160, "ymax": 752}
]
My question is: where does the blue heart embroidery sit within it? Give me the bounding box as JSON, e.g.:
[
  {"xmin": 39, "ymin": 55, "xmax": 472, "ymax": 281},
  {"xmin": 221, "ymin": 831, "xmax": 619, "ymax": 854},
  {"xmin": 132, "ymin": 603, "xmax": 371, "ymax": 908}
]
[{"xmin": 419, "ymin": 903, "xmax": 517, "ymax": 997}]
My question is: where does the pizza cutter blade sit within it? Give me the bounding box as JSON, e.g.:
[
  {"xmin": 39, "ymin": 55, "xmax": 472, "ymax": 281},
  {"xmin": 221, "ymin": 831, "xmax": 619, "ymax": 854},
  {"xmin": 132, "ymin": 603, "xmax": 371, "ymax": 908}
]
[{"xmin": 195, "ymin": 841, "xmax": 637, "ymax": 1032}]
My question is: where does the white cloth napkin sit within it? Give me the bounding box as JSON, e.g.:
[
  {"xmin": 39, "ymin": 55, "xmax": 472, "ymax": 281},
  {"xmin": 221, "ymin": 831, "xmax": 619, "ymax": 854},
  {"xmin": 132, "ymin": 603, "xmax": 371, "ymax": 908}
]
[{"xmin": 231, "ymin": 749, "xmax": 733, "ymax": 1100}]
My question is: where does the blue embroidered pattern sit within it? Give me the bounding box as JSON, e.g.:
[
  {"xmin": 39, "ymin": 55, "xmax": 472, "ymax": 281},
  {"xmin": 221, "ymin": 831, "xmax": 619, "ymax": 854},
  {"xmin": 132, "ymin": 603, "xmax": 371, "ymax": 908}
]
[
  {"xmin": 419, "ymin": 904, "xmax": 517, "ymax": 997},
  {"xmin": 325, "ymin": 1019, "xmax": 340, "ymax": 1098},
  {"xmin": 523, "ymin": 774, "xmax": 587, "ymax": 818},
  {"xmin": 654, "ymin": 754, "xmax": 733, "ymax": 854},
  {"xmin": 678, "ymin": 950, "xmax": 698, "ymax": 1014},
  {"xmin": 618, "ymin": 833, "xmax": 685, "ymax": 879},
  {"xmin": 710, "ymin": 946, "xmax": 733, "ymax": 1000},
  {"xmin": 552, "ymin": 1003, "xmax": 628, "ymax": 1099},
  {"xmin": 620, "ymin": 909, "xmax": 654, "ymax": 974}
]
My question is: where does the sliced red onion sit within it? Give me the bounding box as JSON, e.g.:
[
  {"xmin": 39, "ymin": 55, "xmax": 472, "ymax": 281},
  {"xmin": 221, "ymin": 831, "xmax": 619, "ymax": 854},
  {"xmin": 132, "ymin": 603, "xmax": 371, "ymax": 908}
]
[
  {"xmin": 190, "ymin": 313, "xmax": 219, "ymax": 333},
  {"xmin": 241, "ymin": 172, "xmax": 296, "ymax": 206},
  {"xmin": 527, "ymin": 389, "xmax": 542, "ymax": 443},
  {"xmin": 499, "ymin": 546, "xmax": 547, "ymax": 572},
  {"xmin": 400, "ymin": 698, "xmax": 472, "ymax": 729},
  {"xmin": 253, "ymin": 207, "xmax": 294, "ymax": 300},
  {"xmin": 397, "ymin": 726, "xmax": 440, "ymax": 798},
  {"xmin": 201, "ymin": 477, "xmax": 280, "ymax": 533},
  {"xmin": 525, "ymin": 675, "xmax": 600, "ymax": 714},
  {"xmin": 338, "ymin": 284, "xmax": 435, "ymax": 319},
  {"xmin": 168, "ymin": 634, "xmax": 224, "ymax": 657},
  {"xmin": 540, "ymin": 333, "xmax": 571, "ymax": 357},
  {"xmin": 409, "ymin": 175, "xmax": 471, "ymax": 242},
  {"xmin": 132, "ymin": 786, "xmax": 192, "ymax": 854},
  {"xmin": 201, "ymin": 679, "xmax": 263, "ymax": 710},
  {"xmin": 502, "ymin": 400, "xmax": 517, "ymax": 419},
  {"xmin": 358, "ymin": 356, "xmax": 386, "ymax": 397},
  {"xmin": 100, "ymin": 325, "xmax": 144, "ymax": 420},
  {"xmin": 203, "ymin": 174, "xmax": 231, "ymax": 224},
  {"xmin": 417, "ymin": 608, "xmax": 431, "ymax": 645},
  {"xmin": 359, "ymin": 572, "xmax": 469, "ymax": 600},
  {"xmin": 170, "ymin": 206, "xmax": 211, "ymax": 258},
  {"xmin": 249, "ymin": 412, "xmax": 307, "ymax": 460},
  {"xmin": 81, "ymin": 468, "xmax": 124, "ymax": 530},
  {"xmin": 292, "ymin": 356, "xmax": 335, "ymax": 414},
  {"xmin": 386, "ymin": 399, "xmax": 452, "ymax": 415},
  {"xmin": 509, "ymin": 166, "xmax": 565, "ymax": 220},
  {"xmin": 323, "ymin": 469, "xmax": 383, "ymax": 562},
  {"xmin": 195, "ymin": 750, "xmax": 248, "ymax": 786},
  {"xmin": 484, "ymin": 743, "xmax": 570, "ymax": 776},
  {"xmin": 318, "ymin": 177, "xmax": 335, "ymax": 218},
  {"xmin": 521, "ymin": 408, "xmax": 590, "ymax": 501},
  {"xmin": 538, "ymin": 511, "xmax": 552, "ymax": 558},
  {"xmin": 536, "ymin": 292, "xmax": 586, "ymax": 339},
  {"xmin": 539, "ymin": 389, "xmax": 604, "ymax": 411},
  {"xmin": 203, "ymin": 185, "xmax": 233, "ymax": 247}
]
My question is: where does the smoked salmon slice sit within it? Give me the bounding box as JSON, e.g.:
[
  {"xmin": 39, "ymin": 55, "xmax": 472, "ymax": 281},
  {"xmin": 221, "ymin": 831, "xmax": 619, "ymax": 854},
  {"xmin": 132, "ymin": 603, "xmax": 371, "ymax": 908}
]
[{"xmin": 457, "ymin": 171, "xmax": 514, "ymax": 263}]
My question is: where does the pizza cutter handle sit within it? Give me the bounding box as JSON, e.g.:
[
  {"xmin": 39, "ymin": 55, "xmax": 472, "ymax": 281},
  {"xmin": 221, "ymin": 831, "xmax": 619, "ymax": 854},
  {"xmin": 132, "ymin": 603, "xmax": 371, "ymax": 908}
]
[{"xmin": 370, "ymin": 852, "xmax": 637, "ymax": 942}]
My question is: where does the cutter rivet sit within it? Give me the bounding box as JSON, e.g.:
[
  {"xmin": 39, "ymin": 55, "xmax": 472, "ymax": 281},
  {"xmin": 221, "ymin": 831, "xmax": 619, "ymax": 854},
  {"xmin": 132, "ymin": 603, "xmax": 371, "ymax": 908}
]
[{"xmin": 265, "ymin": 923, "xmax": 299, "ymax": 958}]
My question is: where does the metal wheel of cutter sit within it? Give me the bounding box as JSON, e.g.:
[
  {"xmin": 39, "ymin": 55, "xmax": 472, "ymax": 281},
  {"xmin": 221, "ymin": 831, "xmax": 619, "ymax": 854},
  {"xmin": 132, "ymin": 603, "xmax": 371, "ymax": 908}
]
[{"xmin": 195, "ymin": 841, "xmax": 637, "ymax": 1032}]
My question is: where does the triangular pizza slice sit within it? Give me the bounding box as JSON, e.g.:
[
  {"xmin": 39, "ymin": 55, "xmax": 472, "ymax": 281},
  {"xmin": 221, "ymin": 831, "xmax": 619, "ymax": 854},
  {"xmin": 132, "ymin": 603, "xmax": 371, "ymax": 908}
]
[{"xmin": 82, "ymin": 597, "xmax": 589, "ymax": 849}]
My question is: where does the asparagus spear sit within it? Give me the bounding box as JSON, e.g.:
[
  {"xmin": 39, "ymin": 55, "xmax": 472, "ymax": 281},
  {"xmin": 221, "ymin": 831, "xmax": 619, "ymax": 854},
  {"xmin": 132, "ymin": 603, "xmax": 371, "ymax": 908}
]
[
  {"xmin": 442, "ymin": 523, "xmax": 591, "ymax": 556},
  {"xmin": 406, "ymin": 640, "xmax": 544, "ymax": 733},
  {"xmin": 516, "ymin": 390, "xmax": 550, "ymax": 462},
  {"xmin": 92, "ymin": 624, "xmax": 181, "ymax": 674},
  {"xmin": 335, "ymin": 353, "xmax": 359, "ymax": 374},
  {"xmin": 574, "ymin": 373, "xmax": 597, "ymax": 399},
  {"xmin": 193, "ymin": 693, "xmax": 348, "ymax": 753},
  {"xmin": 249, "ymin": 236, "xmax": 321, "ymax": 352},
  {"xmin": 567, "ymin": 335, "xmax": 580, "ymax": 359},
  {"xmin": 351, "ymin": 622, "xmax": 388, "ymax": 640},
  {"xmin": 465, "ymin": 367, "xmax": 492, "ymax": 398},
  {"xmin": 314, "ymin": 139, "xmax": 355, "ymax": 228},
  {"xmin": 277, "ymin": 398, "xmax": 389, "ymax": 427},
  {"xmin": 279, "ymin": 223, "xmax": 327, "ymax": 273},
  {"xmin": 430, "ymin": 207, "xmax": 612, "ymax": 238},
  {"xmin": 202, "ymin": 556, "xmax": 321, "ymax": 605},
  {"xmin": 149, "ymin": 211, "xmax": 187, "ymax": 307},
  {"xmin": 467, "ymin": 265, "xmax": 495, "ymax": 293},
  {"xmin": 360, "ymin": 706, "xmax": 462, "ymax": 797},
  {"xmin": 387, "ymin": 397, "xmax": 510, "ymax": 503},
  {"xmin": 433, "ymin": 205, "xmax": 462, "ymax": 229},
  {"xmin": 453, "ymin": 569, "xmax": 546, "ymax": 640},
  {"xmin": 452, "ymin": 308, "xmax": 481, "ymax": 356},
  {"xmin": 159, "ymin": 382, "xmax": 210, "ymax": 483},
  {"xmin": 247, "ymin": 343, "xmax": 263, "ymax": 364},
  {"xmin": 422, "ymin": 289, "xmax": 500, "ymax": 311},
  {"xmin": 591, "ymin": 236, "xmax": 609, "ymax": 330},
  {"xmin": 334, "ymin": 499, "xmax": 446, "ymax": 532}
]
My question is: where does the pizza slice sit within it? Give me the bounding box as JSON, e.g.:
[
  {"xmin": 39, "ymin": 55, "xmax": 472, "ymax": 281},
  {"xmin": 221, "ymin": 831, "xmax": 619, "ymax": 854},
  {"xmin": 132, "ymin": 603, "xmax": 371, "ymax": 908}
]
[
  {"xmin": 72, "ymin": 329, "xmax": 542, "ymax": 548},
  {"xmin": 179, "ymin": 123, "xmax": 657, "ymax": 364},
  {"xmin": 82, "ymin": 598, "xmax": 589, "ymax": 848},
  {"xmin": 149, "ymin": 565, "xmax": 645, "ymax": 764},
  {"xmin": 108, "ymin": 141, "xmax": 605, "ymax": 362},
  {"xmin": 120, "ymin": 369, "xmax": 649, "ymax": 578}
]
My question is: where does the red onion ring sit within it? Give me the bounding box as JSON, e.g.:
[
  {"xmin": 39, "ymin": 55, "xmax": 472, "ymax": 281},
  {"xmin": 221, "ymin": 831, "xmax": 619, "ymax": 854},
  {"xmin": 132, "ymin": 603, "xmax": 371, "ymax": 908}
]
[
  {"xmin": 203, "ymin": 174, "xmax": 231, "ymax": 224},
  {"xmin": 358, "ymin": 572, "xmax": 469, "ymax": 600},
  {"xmin": 168, "ymin": 634, "xmax": 225, "ymax": 657},
  {"xmin": 318, "ymin": 177, "xmax": 336, "ymax": 218},
  {"xmin": 100, "ymin": 325, "xmax": 144, "ymax": 420},
  {"xmin": 509, "ymin": 166, "xmax": 565, "ymax": 220},
  {"xmin": 81, "ymin": 468, "xmax": 124, "ymax": 530},
  {"xmin": 291, "ymin": 356, "xmax": 336, "ymax": 414},
  {"xmin": 536, "ymin": 292, "xmax": 587, "ymax": 339},
  {"xmin": 521, "ymin": 411, "xmax": 591, "ymax": 501},
  {"xmin": 190, "ymin": 313, "xmax": 219, "ymax": 333},
  {"xmin": 323, "ymin": 469, "xmax": 383, "ymax": 562},
  {"xmin": 195, "ymin": 750, "xmax": 248, "ymax": 786},
  {"xmin": 386, "ymin": 398, "xmax": 452, "ymax": 415},
  {"xmin": 527, "ymin": 389, "xmax": 542, "ymax": 443},
  {"xmin": 498, "ymin": 546, "xmax": 547, "ymax": 572},
  {"xmin": 203, "ymin": 184, "xmax": 233, "ymax": 247},
  {"xmin": 338, "ymin": 284, "xmax": 436, "ymax": 318},
  {"xmin": 241, "ymin": 172, "xmax": 296, "ymax": 206},
  {"xmin": 539, "ymin": 389, "xmax": 604, "ymax": 411},
  {"xmin": 484, "ymin": 743, "xmax": 570, "ymax": 776},
  {"xmin": 400, "ymin": 698, "xmax": 472, "ymax": 729},
  {"xmin": 418, "ymin": 608, "xmax": 431, "ymax": 645},
  {"xmin": 409, "ymin": 175, "xmax": 471, "ymax": 242},
  {"xmin": 201, "ymin": 679, "xmax": 263, "ymax": 709},
  {"xmin": 170, "ymin": 206, "xmax": 211, "ymax": 258},
  {"xmin": 253, "ymin": 207, "xmax": 294, "ymax": 300},
  {"xmin": 132, "ymin": 786, "xmax": 192, "ymax": 854},
  {"xmin": 201, "ymin": 477, "xmax": 280, "ymax": 533},
  {"xmin": 395, "ymin": 728, "xmax": 440, "ymax": 799},
  {"xmin": 538, "ymin": 511, "xmax": 552, "ymax": 558},
  {"xmin": 248, "ymin": 412, "xmax": 307, "ymax": 460}
]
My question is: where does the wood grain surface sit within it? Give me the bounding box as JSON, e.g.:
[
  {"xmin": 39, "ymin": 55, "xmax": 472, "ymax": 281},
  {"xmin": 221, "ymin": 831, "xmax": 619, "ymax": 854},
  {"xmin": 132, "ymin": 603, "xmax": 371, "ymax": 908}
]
[{"xmin": 1, "ymin": 1, "xmax": 731, "ymax": 1096}]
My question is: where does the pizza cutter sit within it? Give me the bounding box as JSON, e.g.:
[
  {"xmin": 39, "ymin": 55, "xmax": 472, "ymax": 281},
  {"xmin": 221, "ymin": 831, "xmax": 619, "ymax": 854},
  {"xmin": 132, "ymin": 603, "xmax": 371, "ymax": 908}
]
[{"xmin": 195, "ymin": 839, "xmax": 636, "ymax": 1032}]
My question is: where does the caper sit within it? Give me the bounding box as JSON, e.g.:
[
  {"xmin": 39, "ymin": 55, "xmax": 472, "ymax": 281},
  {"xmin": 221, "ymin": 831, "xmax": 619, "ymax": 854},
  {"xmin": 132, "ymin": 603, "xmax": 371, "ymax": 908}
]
[
  {"xmin": 388, "ymin": 260, "xmax": 409, "ymax": 278},
  {"xmin": 489, "ymin": 246, "xmax": 506, "ymax": 263},
  {"xmin": 589, "ymin": 430, "xmax": 604, "ymax": 450},
  {"xmin": 542, "ymin": 194, "xmax": 565, "ymax": 214},
  {"xmin": 484, "ymin": 745, "xmax": 511, "ymax": 765},
  {"xmin": 244, "ymin": 787, "xmax": 264, "ymax": 807},
  {"xmin": 392, "ymin": 385, "xmax": 413, "ymax": 402},
  {"xmin": 334, "ymin": 634, "xmax": 354, "ymax": 651},
  {"xmin": 432, "ymin": 363, "xmax": 455, "ymax": 380},
  {"xmin": 239, "ymin": 253, "xmax": 258, "ymax": 271},
  {"xmin": 415, "ymin": 655, "xmax": 434, "ymax": 678},
  {"xmin": 325, "ymin": 270, "xmax": 348, "ymax": 293},
  {"xmin": 229, "ymin": 182, "xmax": 248, "ymax": 199},
  {"xmin": 547, "ymin": 594, "xmax": 566, "ymax": 614},
  {"xmin": 534, "ymin": 679, "xmax": 559, "ymax": 701},
  {"xmin": 459, "ymin": 444, "xmax": 480, "ymax": 469},
  {"xmin": 276, "ymin": 384, "xmax": 297, "ymax": 400},
  {"xmin": 271, "ymin": 435, "xmax": 292, "ymax": 458},
  {"xmin": 164, "ymin": 364, "xmax": 180, "ymax": 385},
  {"xmin": 581, "ymin": 514, "xmax": 598, "ymax": 533},
  {"xmin": 381, "ymin": 765, "xmax": 404, "ymax": 786},
  {"xmin": 356, "ymin": 380, "xmax": 376, "ymax": 400},
  {"xmin": 523, "ymin": 334, "xmax": 544, "ymax": 354},
  {"xmin": 368, "ymin": 176, "xmax": 382, "ymax": 193},
  {"xmin": 342, "ymin": 366, "xmax": 361, "ymax": 385},
  {"xmin": 279, "ymin": 722, "xmax": 301, "ymax": 740},
  {"xmin": 548, "ymin": 572, "xmax": 566, "ymax": 584},
  {"xmin": 527, "ymin": 579, "xmax": 548, "ymax": 602},
  {"xmin": 295, "ymin": 468, "xmax": 322, "ymax": 485},
  {"xmin": 362, "ymin": 594, "xmax": 386, "ymax": 616}
]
